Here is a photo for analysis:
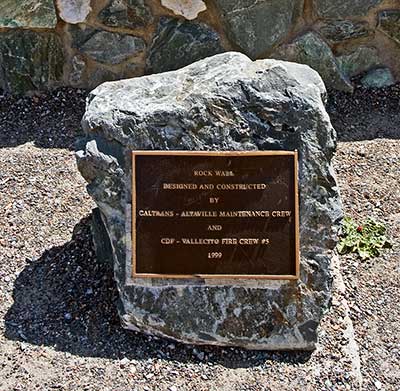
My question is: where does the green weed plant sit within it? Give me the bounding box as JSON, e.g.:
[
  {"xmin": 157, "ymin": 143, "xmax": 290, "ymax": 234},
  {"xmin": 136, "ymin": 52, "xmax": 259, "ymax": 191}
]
[{"xmin": 337, "ymin": 216, "xmax": 392, "ymax": 260}]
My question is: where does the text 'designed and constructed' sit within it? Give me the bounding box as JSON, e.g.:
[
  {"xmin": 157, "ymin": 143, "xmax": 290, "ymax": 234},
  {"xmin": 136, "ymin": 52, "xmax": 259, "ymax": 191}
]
[{"xmin": 132, "ymin": 151, "xmax": 299, "ymax": 279}]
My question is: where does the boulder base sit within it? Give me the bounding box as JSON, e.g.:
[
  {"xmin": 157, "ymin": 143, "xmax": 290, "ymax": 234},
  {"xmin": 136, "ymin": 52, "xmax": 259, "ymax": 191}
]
[{"xmin": 76, "ymin": 52, "xmax": 342, "ymax": 350}]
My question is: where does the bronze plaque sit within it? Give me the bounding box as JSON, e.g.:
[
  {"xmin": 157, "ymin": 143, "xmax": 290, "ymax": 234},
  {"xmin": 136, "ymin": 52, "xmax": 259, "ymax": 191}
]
[{"xmin": 132, "ymin": 151, "xmax": 299, "ymax": 279}]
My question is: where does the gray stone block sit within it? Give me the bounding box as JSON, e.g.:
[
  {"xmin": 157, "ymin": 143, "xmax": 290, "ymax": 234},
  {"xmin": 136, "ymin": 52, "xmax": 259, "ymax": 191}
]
[
  {"xmin": 215, "ymin": 0, "xmax": 303, "ymax": 58},
  {"xmin": 361, "ymin": 67, "xmax": 395, "ymax": 88},
  {"xmin": 70, "ymin": 26, "xmax": 145, "ymax": 65},
  {"xmin": 272, "ymin": 32, "xmax": 353, "ymax": 92},
  {"xmin": 146, "ymin": 17, "xmax": 224, "ymax": 74},
  {"xmin": 336, "ymin": 46, "xmax": 382, "ymax": 79},
  {"xmin": 76, "ymin": 52, "xmax": 343, "ymax": 350},
  {"xmin": 0, "ymin": 31, "xmax": 64, "ymax": 94},
  {"xmin": 0, "ymin": 0, "xmax": 57, "ymax": 28}
]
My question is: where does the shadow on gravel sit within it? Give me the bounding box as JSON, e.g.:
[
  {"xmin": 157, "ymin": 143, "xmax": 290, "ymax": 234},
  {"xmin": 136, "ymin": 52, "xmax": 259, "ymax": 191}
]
[
  {"xmin": 327, "ymin": 83, "xmax": 400, "ymax": 142},
  {"xmin": 0, "ymin": 88, "xmax": 88, "ymax": 150},
  {"xmin": 4, "ymin": 215, "xmax": 312, "ymax": 368}
]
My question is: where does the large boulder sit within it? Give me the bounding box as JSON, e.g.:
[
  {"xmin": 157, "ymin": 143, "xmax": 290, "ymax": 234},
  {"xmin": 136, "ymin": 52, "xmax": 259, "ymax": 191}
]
[{"xmin": 76, "ymin": 52, "xmax": 342, "ymax": 350}]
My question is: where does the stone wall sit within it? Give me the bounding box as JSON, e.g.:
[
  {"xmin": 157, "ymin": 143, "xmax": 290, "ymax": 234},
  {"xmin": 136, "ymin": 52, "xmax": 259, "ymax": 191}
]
[{"xmin": 1, "ymin": 0, "xmax": 400, "ymax": 94}]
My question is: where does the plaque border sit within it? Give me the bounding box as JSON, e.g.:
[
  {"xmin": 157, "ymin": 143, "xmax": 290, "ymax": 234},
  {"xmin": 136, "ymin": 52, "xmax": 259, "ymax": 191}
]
[{"xmin": 131, "ymin": 150, "xmax": 300, "ymax": 280}]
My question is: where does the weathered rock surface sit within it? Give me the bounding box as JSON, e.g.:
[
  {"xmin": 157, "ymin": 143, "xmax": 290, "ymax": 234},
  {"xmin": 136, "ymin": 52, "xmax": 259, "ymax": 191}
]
[
  {"xmin": 336, "ymin": 46, "xmax": 382, "ymax": 79},
  {"xmin": 313, "ymin": 0, "xmax": 383, "ymax": 19},
  {"xmin": 161, "ymin": 0, "xmax": 206, "ymax": 20},
  {"xmin": 0, "ymin": 31, "xmax": 64, "ymax": 94},
  {"xmin": 76, "ymin": 52, "xmax": 342, "ymax": 350},
  {"xmin": 378, "ymin": 10, "xmax": 400, "ymax": 45},
  {"xmin": 361, "ymin": 67, "xmax": 395, "ymax": 88},
  {"xmin": 319, "ymin": 20, "xmax": 371, "ymax": 43},
  {"xmin": 272, "ymin": 32, "xmax": 353, "ymax": 92},
  {"xmin": 99, "ymin": 0, "xmax": 153, "ymax": 29},
  {"xmin": 215, "ymin": 0, "xmax": 303, "ymax": 58},
  {"xmin": 70, "ymin": 26, "xmax": 145, "ymax": 65},
  {"xmin": 56, "ymin": 0, "xmax": 92, "ymax": 24},
  {"xmin": 0, "ymin": 0, "xmax": 57, "ymax": 28},
  {"xmin": 146, "ymin": 17, "xmax": 223, "ymax": 74}
]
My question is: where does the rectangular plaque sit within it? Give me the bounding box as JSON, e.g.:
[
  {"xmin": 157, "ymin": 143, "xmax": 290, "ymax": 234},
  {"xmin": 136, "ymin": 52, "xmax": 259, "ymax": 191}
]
[{"xmin": 131, "ymin": 151, "xmax": 299, "ymax": 279}]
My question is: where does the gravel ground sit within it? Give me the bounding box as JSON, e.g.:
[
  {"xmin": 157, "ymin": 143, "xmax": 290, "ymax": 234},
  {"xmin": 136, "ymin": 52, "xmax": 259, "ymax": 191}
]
[
  {"xmin": 0, "ymin": 88, "xmax": 87, "ymax": 149},
  {"xmin": 0, "ymin": 85, "xmax": 399, "ymax": 390},
  {"xmin": 327, "ymin": 81, "xmax": 400, "ymax": 142},
  {"xmin": 333, "ymin": 140, "xmax": 400, "ymax": 390}
]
